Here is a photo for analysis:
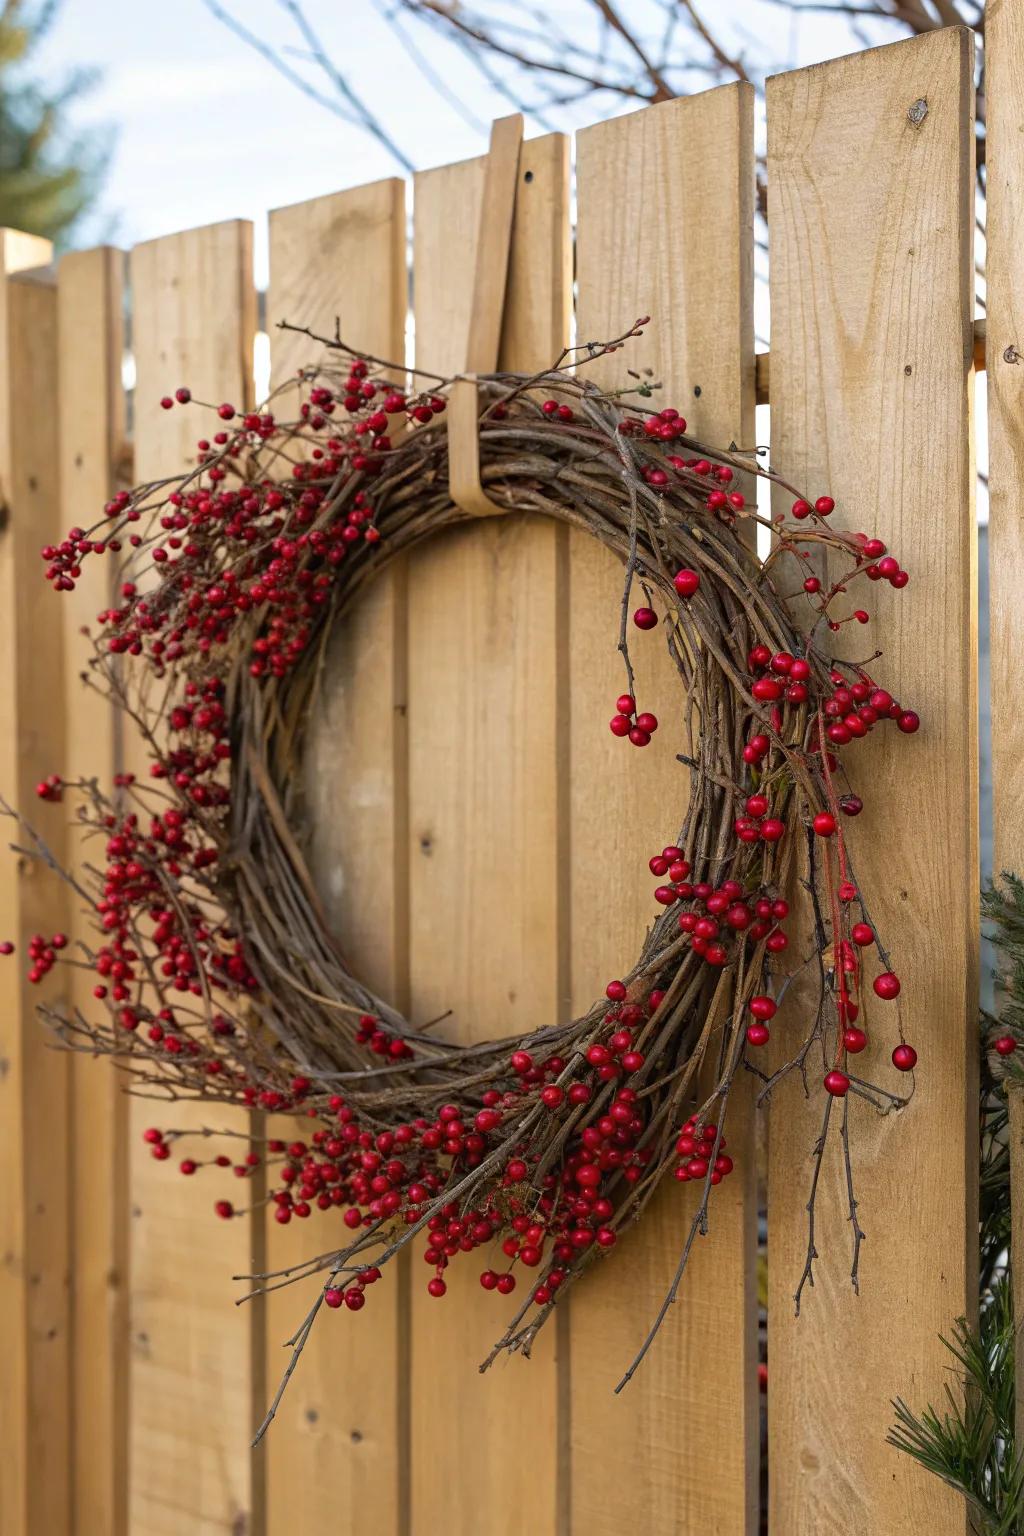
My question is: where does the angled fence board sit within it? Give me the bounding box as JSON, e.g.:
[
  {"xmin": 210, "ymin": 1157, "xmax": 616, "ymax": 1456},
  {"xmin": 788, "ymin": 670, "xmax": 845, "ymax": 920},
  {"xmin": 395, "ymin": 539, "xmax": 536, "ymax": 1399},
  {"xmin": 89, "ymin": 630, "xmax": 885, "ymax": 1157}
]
[
  {"xmin": 408, "ymin": 132, "xmax": 571, "ymax": 1536},
  {"xmin": 571, "ymin": 85, "xmax": 759, "ymax": 1536},
  {"xmin": 264, "ymin": 179, "xmax": 407, "ymax": 1536},
  {"xmin": 765, "ymin": 30, "xmax": 977, "ymax": 1534},
  {"xmin": 128, "ymin": 221, "xmax": 259, "ymax": 1536}
]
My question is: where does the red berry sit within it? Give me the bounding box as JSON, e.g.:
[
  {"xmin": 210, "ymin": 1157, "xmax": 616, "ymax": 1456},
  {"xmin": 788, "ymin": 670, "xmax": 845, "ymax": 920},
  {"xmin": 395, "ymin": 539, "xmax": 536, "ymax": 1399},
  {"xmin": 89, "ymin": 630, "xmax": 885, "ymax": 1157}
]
[
  {"xmin": 324, "ymin": 1287, "xmax": 344, "ymax": 1308},
  {"xmin": 897, "ymin": 710, "xmax": 920, "ymax": 734},
  {"xmin": 892, "ymin": 1044, "xmax": 917, "ymax": 1071},
  {"xmin": 815, "ymin": 496, "xmax": 835, "ymax": 516},
  {"xmin": 824, "ymin": 1070, "xmax": 849, "ymax": 1096},
  {"xmin": 760, "ymin": 819, "xmax": 785, "ymax": 842},
  {"xmin": 812, "ymin": 812, "xmax": 836, "ymax": 837},
  {"xmin": 792, "ymin": 499, "xmax": 811, "ymax": 520},
  {"xmin": 873, "ymin": 972, "xmax": 901, "ymax": 1000},
  {"xmin": 609, "ymin": 714, "xmax": 631, "ymax": 737},
  {"xmin": 633, "ymin": 606, "xmax": 658, "ymax": 630},
  {"xmin": 995, "ymin": 1036, "xmax": 1017, "ymax": 1057},
  {"xmin": 540, "ymin": 1084, "xmax": 564, "ymax": 1109},
  {"xmin": 851, "ymin": 922, "xmax": 873, "ymax": 946},
  {"xmin": 752, "ymin": 677, "xmax": 782, "ymax": 702},
  {"xmin": 427, "ymin": 1277, "xmax": 447, "ymax": 1299},
  {"xmin": 674, "ymin": 568, "xmax": 700, "ymax": 597},
  {"xmin": 749, "ymin": 995, "xmax": 777, "ymax": 1021},
  {"xmin": 746, "ymin": 1022, "xmax": 770, "ymax": 1047},
  {"xmin": 606, "ymin": 979, "xmax": 627, "ymax": 1001},
  {"xmin": 629, "ymin": 727, "xmax": 652, "ymax": 747},
  {"xmin": 843, "ymin": 1026, "xmax": 867, "ymax": 1053},
  {"xmin": 616, "ymin": 694, "xmax": 635, "ymax": 716}
]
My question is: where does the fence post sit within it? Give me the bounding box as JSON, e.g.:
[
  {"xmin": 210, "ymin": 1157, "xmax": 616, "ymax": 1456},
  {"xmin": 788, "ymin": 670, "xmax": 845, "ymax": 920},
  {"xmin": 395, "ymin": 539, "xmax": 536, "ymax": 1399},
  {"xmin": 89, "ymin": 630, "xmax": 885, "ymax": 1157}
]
[
  {"xmin": 984, "ymin": 0, "xmax": 1024, "ymax": 1454},
  {"xmin": 765, "ymin": 31, "xmax": 977, "ymax": 1533},
  {"xmin": 0, "ymin": 232, "xmax": 71, "ymax": 1536}
]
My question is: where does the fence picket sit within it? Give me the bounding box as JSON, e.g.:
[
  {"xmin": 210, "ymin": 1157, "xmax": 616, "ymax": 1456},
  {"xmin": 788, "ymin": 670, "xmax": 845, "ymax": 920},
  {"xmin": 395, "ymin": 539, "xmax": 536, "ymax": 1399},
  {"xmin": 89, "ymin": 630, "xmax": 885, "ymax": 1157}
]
[
  {"xmin": 128, "ymin": 222, "xmax": 259, "ymax": 1536},
  {"xmin": 765, "ymin": 31, "xmax": 977, "ymax": 1533},
  {"xmin": 264, "ymin": 180, "xmax": 407, "ymax": 1536},
  {"xmin": 408, "ymin": 133, "xmax": 572, "ymax": 1535},
  {"xmin": 570, "ymin": 86, "xmax": 759, "ymax": 1535},
  {"xmin": 0, "ymin": 236, "xmax": 70, "ymax": 1536},
  {"xmin": 57, "ymin": 246, "xmax": 130, "ymax": 1536},
  {"xmin": 984, "ymin": 0, "xmax": 1024, "ymax": 1454}
]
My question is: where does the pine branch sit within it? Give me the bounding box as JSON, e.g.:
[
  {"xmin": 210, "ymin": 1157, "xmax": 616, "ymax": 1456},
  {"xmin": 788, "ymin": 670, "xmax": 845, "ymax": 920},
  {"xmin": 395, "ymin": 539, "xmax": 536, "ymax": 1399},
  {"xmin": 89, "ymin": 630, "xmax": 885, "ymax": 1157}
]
[{"xmin": 889, "ymin": 877, "xmax": 1024, "ymax": 1533}]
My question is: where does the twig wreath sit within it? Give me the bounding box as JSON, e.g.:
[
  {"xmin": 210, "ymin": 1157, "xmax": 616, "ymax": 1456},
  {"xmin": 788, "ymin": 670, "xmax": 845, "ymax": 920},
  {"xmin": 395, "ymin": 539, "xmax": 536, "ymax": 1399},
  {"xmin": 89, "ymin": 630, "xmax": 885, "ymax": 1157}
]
[{"xmin": 6, "ymin": 320, "xmax": 921, "ymax": 1437}]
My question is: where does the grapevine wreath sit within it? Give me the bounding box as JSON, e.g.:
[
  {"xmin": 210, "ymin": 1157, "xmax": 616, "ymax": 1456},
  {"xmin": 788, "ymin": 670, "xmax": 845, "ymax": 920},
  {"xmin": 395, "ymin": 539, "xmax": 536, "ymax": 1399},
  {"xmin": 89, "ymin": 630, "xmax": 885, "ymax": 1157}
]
[{"xmin": 7, "ymin": 320, "xmax": 920, "ymax": 1434}]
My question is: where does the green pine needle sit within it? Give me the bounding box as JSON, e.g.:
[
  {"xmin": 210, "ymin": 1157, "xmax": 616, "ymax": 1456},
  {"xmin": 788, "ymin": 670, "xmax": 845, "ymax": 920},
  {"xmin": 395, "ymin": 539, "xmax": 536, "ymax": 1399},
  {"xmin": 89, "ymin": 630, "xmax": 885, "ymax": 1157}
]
[{"xmin": 888, "ymin": 877, "xmax": 1024, "ymax": 1533}]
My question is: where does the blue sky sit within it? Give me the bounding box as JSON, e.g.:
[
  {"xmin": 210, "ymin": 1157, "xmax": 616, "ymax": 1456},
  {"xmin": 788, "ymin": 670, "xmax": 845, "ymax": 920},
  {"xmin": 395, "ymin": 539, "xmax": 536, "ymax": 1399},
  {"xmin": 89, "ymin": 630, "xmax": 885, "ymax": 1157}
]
[{"xmin": 34, "ymin": 0, "xmax": 879, "ymax": 283}]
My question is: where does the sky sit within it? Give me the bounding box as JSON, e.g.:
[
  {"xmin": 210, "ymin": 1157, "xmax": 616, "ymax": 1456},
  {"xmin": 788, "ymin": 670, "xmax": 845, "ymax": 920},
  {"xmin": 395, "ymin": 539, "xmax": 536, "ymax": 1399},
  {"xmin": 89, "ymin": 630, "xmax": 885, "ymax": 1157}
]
[{"xmin": 32, "ymin": 0, "xmax": 884, "ymax": 284}]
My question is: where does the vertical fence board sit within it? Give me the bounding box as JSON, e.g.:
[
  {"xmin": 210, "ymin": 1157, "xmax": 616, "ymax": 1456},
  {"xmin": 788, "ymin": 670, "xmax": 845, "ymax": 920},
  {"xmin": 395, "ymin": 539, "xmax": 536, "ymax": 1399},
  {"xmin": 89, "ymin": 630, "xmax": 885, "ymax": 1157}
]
[
  {"xmin": 985, "ymin": 0, "xmax": 1024, "ymax": 1451},
  {"xmin": 128, "ymin": 221, "xmax": 258, "ymax": 1536},
  {"xmin": 0, "ymin": 238, "xmax": 70, "ymax": 1536},
  {"xmin": 264, "ymin": 179, "xmax": 407, "ymax": 1536},
  {"xmin": 57, "ymin": 246, "xmax": 130, "ymax": 1536},
  {"xmin": 408, "ymin": 133, "xmax": 571, "ymax": 1535},
  {"xmin": 766, "ymin": 31, "xmax": 976, "ymax": 1534},
  {"xmin": 570, "ymin": 87, "xmax": 758, "ymax": 1536}
]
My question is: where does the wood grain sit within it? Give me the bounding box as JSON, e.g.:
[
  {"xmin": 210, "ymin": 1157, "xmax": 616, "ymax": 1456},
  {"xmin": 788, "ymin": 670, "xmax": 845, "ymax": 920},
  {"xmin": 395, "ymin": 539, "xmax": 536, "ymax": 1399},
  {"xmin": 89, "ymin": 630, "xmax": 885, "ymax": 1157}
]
[
  {"xmin": 408, "ymin": 132, "xmax": 571, "ymax": 1536},
  {"xmin": 0, "ymin": 237, "xmax": 71, "ymax": 1536},
  {"xmin": 571, "ymin": 87, "xmax": 759, "ymax": 1536},
  {"xmin": 128, "ymin": 221, "xmax": 259, "ymax": 1536},
  {"xmin": 765, "ymin": 31, "xmax": 977, "ymax": 1534},
  {"xmin": 57, "ymin": 245, "xmax": 130, "ymax": 1536},
  {"xmin": 265, "ymin": 179, "xmax": 407, "ymax": 1536},
  {"xmin": 984, "ymin": 0, "xmax": 1024, "ymax": 1455}
]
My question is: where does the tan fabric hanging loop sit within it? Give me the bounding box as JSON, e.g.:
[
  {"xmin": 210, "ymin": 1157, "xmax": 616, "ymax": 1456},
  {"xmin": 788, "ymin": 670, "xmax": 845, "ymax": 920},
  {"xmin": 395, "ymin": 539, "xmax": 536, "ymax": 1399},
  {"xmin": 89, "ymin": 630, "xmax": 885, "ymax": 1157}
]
[{"xmin": 447, "ymin": 114, "xmax": 523, "ymax": 519}]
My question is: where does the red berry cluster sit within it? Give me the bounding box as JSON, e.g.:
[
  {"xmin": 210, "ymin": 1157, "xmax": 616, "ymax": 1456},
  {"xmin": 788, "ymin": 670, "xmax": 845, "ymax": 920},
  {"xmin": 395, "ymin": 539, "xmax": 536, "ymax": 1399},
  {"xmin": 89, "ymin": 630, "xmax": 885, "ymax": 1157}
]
[
  {"xmin": 25, "ymin": 929, "xmax": 67, "ymax": 984},
  {"xmin": 609, "ymin": 693, "xmax": 659, "ymax": 747},
  {"xmin": 673, "ymin": 1115, "xmax": 734, "ymax": 1185}
]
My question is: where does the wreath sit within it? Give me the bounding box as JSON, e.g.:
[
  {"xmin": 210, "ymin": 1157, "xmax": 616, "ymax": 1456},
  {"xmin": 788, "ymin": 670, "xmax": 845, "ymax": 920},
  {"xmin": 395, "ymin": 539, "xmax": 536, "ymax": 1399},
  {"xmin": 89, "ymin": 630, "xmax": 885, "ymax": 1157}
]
[{"xmin": 11, "ymin": 320, "xmax": 920, "ymax": 1432}]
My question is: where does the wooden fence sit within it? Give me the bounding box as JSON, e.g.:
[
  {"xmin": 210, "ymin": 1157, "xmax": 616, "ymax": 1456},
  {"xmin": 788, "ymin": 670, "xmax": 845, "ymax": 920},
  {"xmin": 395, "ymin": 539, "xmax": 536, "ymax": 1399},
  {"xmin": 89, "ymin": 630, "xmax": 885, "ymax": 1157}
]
[{"xmin": 0, "ymin": 15, "xmax": 1018, "ymax": 1534}]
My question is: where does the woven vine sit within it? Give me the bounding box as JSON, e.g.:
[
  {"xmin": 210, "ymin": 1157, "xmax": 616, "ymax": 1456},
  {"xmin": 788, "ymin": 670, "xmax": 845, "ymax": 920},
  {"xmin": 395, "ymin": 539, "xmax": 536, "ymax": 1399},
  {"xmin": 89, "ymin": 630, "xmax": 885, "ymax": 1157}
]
[{"xmin": 7, "ymin": 321, "xmax": 920, "ymax": 1431}]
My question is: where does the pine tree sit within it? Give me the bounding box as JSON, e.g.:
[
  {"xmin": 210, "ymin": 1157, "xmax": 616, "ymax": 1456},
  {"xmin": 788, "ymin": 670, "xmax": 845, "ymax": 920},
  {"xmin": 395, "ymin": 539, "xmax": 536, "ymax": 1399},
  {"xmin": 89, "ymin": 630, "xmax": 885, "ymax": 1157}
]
[
  {"xmin": 0, "ymin": 0, "xmax": 109, "ymax": 244},
  {"xmin": 888, "ymin": 878, "xmax": 1024, "ymax": 1534}
]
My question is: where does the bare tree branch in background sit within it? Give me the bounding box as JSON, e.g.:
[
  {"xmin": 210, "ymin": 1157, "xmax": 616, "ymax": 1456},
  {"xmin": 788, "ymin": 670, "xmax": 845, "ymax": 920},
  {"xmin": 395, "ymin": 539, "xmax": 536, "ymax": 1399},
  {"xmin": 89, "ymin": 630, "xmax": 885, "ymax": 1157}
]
[
  {"xmin": 202, "ymin": 0, "xmax": 987, "ymax": 211},
  {"xmin": 202, "ymin": 0, "xmax": 416, "ymax": 172}
]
